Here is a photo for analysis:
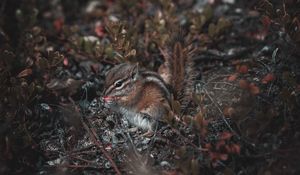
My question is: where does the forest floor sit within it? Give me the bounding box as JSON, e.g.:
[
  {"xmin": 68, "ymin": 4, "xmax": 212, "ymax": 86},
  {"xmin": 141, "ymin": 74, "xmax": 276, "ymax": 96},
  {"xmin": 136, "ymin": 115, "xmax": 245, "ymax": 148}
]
[{"xmin": 0, "ymin": 0, "xmax": 300, "ymax": 174}]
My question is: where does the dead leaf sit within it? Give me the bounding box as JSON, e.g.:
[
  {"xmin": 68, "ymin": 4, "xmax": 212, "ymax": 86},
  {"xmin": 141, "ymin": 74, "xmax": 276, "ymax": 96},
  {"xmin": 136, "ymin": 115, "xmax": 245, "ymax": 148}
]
[
  {"xmin": 171, "ymin": 100, "xmax": 181, "ymax": 115},
  {"xmin": 231, "ymin": 60, "xmax": 241, "ymax": 65},
  {"xmin": 182, "ymin": 115, "xmax": 192, "ymax": 125},
  {"xmin": 36, "ymin": 57, "xmax": 49, "ymax": 70},
  {"xmin": 17, "ymin": 69, "xmax": 32, "ymax": 78},
  {"xmin": 223, "ymin": 107, "xmax": 235, "ymax": 116}
]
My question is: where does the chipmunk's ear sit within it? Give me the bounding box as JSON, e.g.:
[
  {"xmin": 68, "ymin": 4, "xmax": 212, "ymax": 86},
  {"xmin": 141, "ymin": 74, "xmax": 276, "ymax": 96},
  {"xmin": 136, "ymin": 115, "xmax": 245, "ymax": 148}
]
[{"xmin": 131, "ymin": 63, "xmax": 139, "ymax": 80}]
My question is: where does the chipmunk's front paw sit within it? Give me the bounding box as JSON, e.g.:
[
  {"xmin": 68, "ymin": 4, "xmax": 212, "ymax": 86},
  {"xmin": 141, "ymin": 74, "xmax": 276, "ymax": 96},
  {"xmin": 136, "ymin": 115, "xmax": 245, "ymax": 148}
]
[{"xmin": 139, "ymin": 130, "xmax": 154, "ymax": 138}]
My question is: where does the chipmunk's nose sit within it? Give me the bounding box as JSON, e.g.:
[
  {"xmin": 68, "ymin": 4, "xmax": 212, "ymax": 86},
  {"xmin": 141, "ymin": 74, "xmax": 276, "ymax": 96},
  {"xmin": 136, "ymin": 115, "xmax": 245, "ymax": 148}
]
[{"xmin": 102, "ymin": 96, "xmax": 112, "ymax": 103}]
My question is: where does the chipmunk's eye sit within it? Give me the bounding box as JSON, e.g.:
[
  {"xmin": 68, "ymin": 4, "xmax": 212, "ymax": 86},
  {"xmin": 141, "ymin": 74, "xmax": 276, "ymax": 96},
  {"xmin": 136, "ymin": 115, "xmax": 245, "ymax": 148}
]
[{"xmin": 114, "ymin": 80, "xmax": 123, "ymax": 89}]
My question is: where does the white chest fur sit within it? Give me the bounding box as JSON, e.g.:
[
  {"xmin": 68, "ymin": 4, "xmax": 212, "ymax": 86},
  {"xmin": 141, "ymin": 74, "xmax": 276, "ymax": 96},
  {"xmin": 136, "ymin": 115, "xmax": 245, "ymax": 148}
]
[{"xmin": 119, "ymin": 107, "xmax": 154, "ymax": 131}]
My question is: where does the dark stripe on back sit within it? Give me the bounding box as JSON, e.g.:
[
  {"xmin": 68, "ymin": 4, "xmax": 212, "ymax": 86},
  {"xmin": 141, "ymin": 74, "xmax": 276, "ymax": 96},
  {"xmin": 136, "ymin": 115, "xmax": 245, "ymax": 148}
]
[{"xmin": 141, "ymin": 71, "xmax": 171, "ymax": 100}]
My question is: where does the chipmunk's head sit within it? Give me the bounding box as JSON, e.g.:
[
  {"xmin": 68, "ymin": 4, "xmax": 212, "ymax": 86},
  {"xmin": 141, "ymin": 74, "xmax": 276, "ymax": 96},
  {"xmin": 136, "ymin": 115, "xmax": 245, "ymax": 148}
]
[{"xmin": 103, "ymin": 63, "xmax": 140, "ymax": 107}]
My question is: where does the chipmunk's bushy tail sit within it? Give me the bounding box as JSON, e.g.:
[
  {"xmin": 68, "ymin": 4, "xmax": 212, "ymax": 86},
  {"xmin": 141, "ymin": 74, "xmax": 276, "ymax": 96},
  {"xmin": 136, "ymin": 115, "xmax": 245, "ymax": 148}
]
[{"xmin": 159, "ymin": 30, "xmax": 198, "ymax": 114}]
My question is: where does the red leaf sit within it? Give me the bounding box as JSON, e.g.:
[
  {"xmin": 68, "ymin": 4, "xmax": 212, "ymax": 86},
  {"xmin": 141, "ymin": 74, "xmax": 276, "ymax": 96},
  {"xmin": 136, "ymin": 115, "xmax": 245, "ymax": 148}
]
[
  {"xmin": 95, "ymin": 23, "xmax": 105, "ymax": 37},
  {"xmin": 53, "ymin": 18, "xmax": 64, "ymax": 32},
  {"xmin": 209, "ymin": 152, "xmax": 218, "ymax": 161},
  {"xmin": 231, "ymin": 144, "xmax": 241, "ymax": 154},
  {"xmin": 63, "ymin": 57, "xmax": 68, "ymax": 66},
  {"xmin": 224, "ymin": 145, "xmax": 231, "ymax": 152},
  {"xmin": 262, "ymin": 73, "xmax": 275, "ymax": 84},
  {"xmin": 216, "ymin": 140, "xmax": 225, "ymax": 150},
  {"xmin": 261, "ymin": 15, "xmax": 271, "ymax": 31},
  {"xmin": 17, "ymin": 68, "xmax": 32, "ymax": 78},
  {"xmin": 228, "ymin": 73, "xmax": 238, "ymax": 81},
  {"xmin": 162, "ymin": 171, "xmax": 179, "ymax": 175},
  {"xmin": 220, "ymin": 132, "xmax": 233, "ymax": 140},
  {"xmin": 239, "ymin": 79, "xmax": 249, "ymax": 89},
  {"xmin": 238, "ymin": 65, "xmax": 248, "ymax": 74},
  {"xmin": 219, "ymin": 153, "xmax": 228, "ymax": 161},
  {"xmin": 246, "ymin": 30, "xmax": 268, "ymax": 41},
  {"xmin": 205, "ymin": 143, "xmax": 212, "ymax": 149},
  {"xmin": 249, "ymin": 83, "xmax": 260, "ymax": 95}
]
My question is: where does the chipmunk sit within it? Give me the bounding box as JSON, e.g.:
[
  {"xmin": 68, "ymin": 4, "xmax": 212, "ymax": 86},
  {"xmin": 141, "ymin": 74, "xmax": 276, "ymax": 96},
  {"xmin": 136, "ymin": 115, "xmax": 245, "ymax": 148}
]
[{"xmin": 103, "ymin": 38, "xmax": 197, "ymax": 133}]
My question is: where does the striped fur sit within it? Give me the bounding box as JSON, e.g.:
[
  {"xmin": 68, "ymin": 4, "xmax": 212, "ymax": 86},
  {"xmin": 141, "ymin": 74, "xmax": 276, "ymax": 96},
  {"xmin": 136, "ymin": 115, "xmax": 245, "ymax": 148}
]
[{"xmin": 103, "ymin": 63, "xmax": 171, "ymax": 131}]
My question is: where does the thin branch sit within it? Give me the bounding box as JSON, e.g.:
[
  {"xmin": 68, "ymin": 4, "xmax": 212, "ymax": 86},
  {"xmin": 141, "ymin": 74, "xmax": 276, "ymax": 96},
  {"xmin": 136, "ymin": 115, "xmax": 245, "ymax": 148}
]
[
  {"xmin": 203, "ymin": 88, "xmax": 240, "ymax": 139},
  {"xmin": 81, "ymin": 120, "xmax": 122, "ymax": 175}
]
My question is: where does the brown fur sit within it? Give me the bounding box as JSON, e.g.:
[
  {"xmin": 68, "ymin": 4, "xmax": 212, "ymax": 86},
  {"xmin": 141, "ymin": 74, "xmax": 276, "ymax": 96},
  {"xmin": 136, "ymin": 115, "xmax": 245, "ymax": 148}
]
[
  {"xmin": 159, "ymin": 39, "xmax": 197, "ymax": 113},
  {"xmin": 105, "ymin": 65, "xmax": 170, "ymax": 121},
  {"xmin": 137, "ymin": 83, "xmax": 170, "ymax": 119},
  {"xmin": 119, "ymin": 80, "xmax": 170, "ymax": 120}
]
